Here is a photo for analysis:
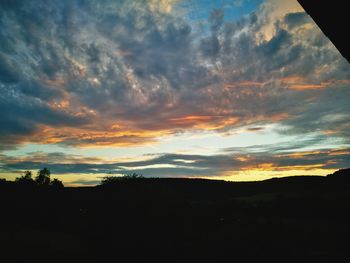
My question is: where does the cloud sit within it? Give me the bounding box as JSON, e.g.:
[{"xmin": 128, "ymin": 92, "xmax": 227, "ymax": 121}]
[
  {"xmin": 284, "ymin": 12, "xmax": 311, "ymax": 29},
  {"xmin": 0, "ymin": 0, "xmax": 349, "ymax": 150},
  {"xmin": 1, "ymin": 144, "xmax": 350, "ymax": 182}
]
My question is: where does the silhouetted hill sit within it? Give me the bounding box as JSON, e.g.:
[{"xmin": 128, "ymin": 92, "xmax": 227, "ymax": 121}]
[
  {"xmin": 326, "ymin": 168, "xmax": 350, "ymax": 186},
  {"xmin": 1, "ymin": 171, "xmax": 350, "ymax": 262},
  {"xmin": 327, "ymin": 168, "xmax": 350, "ymax": 177}
]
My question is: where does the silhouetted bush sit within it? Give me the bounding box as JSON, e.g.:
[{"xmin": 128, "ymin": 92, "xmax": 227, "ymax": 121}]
[
  {"xmin": 100, "ymin": 176, "xmax": 121, "ymax": 185},
  {"xmin": 50, "ymin": 178, "xmax": 64, "ymax": 189},
  {"xmin": 122, "ymin": 172, "xmax": 144, "ymax": 180},
  {"xmin": 100, "ymin": 173, "xmax": 144, "ymax": 185},
  {"xmin": 15, "ymin": 171, "xmax": 36, "ymax": 186}
]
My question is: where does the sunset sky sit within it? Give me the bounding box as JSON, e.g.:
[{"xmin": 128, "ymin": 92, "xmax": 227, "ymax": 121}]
[{"xmin": 1, "ymin": 0, "xmax": 350, "ymax": 186}]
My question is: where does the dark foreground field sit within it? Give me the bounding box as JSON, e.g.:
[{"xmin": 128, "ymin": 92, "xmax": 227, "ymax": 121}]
[{"xmin": 1, "ymin": 171, "xmax": 350, "ymax": 262}]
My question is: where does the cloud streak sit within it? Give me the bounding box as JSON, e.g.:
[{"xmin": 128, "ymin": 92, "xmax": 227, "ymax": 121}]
[{"xmin": 2, "ymin": 145, "xmax": 350, "ymax": 182}]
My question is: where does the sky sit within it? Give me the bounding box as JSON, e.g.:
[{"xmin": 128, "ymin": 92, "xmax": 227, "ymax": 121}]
[{"xmin": 1, "ymin": 0, "xmax": 350, "ymax": 186}]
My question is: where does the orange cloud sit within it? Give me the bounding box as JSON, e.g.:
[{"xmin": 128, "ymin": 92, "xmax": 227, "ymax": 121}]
[
  {"xmin": 170, "ymin": 115, "xmax": 214, "ymax": 123},
  {"xmin": 328, "ymin": 150, "xmax": 350, "ymax": 156},
  {"xmin": 290, "ymin": 84, "xmax": 326, "ymax": 90},
  {"xmin": 241, "ymin": 163, "xmax": 325, "ymax": 173},
  {"xmin": 27, "ymin": 125, "xmax": 169, "ymax": 147},
  {"xmin": 224, "ymin": 81, "xmax": 264, "ymax": 89},
  {"xmin": 279, "ymin": 76, "xmax": 350, "ymax": 90},
  {"xmin": 236, "ymin": 156, "xmax": 251, "ymax": 162}
]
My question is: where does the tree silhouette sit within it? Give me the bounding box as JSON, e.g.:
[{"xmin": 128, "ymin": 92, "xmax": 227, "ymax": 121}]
[
  {"xmin": 35, "ymin": 168, "xmax": 51, "ymax": 186},
  {"xmin": 50, "ymin": 178, "xmax": 64, "ymax": 188},
  {"xmin": 15, "ymin": 170, "xmax": 36, "ymax": 186},
  {"xmin": 13, "ymin": 168, "xmax": 64, "ymax": 188},
  {"xmin": 100, "ymin": 176, "xmax": 121, "ymax": 185}
]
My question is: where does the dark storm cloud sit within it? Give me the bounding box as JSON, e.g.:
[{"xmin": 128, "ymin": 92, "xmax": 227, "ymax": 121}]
[{"xmin": 0, "ymin": 0, "xmax": 349, "ymax": 149}]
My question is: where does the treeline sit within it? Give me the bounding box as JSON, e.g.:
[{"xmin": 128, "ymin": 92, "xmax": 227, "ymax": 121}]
[{"xmin": 13, "ymin": 168, "xmax": 64, "ymax": 188}]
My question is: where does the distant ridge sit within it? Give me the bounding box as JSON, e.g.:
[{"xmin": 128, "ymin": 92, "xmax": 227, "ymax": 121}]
[
  {"xmin": 327, "ymin": 168, "xmax": 350, "ymax": 177},
  {"xmin": 2, "ymin": 169, "xmax": 350, "ymax": 188}
]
